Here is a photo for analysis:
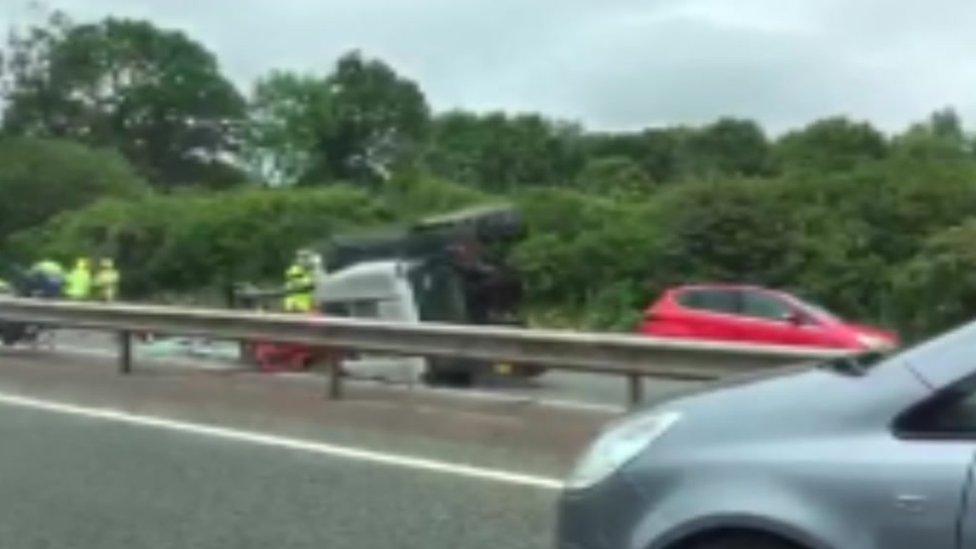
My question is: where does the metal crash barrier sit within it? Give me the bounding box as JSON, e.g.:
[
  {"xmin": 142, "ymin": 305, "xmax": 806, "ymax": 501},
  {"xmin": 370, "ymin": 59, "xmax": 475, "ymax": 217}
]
[{"xmin": 0, "ymin": 298, "xmax": 851, "ymax": 405}]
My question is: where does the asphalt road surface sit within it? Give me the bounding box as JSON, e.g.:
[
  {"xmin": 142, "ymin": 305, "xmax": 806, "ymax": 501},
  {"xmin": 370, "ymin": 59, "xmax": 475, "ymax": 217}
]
[
  {"xmin": 0, "ymin": 402, "xmax": 557, "ymax": 549},
  {"xmin": 0, "ymin": 398, "xmax": 555, "ymax": 549},
  {"xmin": 0, "ymin": 345, "xmax": 620, "ymax": 548},
  {"xmin": 0, "ymin": 328, "xmax": 706, "ymax": 548}
]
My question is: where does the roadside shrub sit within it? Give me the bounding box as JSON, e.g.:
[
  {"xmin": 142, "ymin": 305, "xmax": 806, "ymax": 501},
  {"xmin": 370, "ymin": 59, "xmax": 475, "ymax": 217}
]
[
  {"xmin": 893, "ymin": 219, "xmax": 976, "ymax": 340},
  {"xmin": 0, "ymin": 137, "xmax": 148, "ymax": 243},
  {"xmin": 10, "ymin": 186, "xmax": 387, "ymax": 296},
  {"xmin": 512, "ymin": 188, "xmax": 662, "ymax": 330}
]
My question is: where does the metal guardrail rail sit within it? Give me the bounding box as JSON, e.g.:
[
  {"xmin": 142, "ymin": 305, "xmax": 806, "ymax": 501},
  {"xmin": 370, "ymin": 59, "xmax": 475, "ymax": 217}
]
[{"xmin": 0, "ymin": 298, "xmax": 851, "ymax": 405}]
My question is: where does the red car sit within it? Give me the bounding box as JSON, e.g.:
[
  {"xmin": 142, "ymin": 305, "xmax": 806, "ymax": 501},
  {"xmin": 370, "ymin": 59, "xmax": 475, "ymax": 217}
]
[{"xmin": 640, "ymin": 284, "xmax": 899, "ymax": 351}]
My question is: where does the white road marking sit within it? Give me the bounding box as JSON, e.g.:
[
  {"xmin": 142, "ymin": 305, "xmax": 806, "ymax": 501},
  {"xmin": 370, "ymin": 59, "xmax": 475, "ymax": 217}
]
[{"xmin": 0, "ymin": 391, "xmax": 565, "ymax": 491}]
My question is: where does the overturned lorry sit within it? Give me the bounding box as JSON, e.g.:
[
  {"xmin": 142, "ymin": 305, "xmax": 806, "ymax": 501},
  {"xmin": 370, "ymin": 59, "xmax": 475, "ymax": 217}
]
[{"xmin": 315, "ymin": 205, "xmax": 538, "ymax": 384}]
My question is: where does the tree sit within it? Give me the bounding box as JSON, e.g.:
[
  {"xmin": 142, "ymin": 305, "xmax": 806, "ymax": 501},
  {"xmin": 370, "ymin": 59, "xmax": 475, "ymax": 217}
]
[
  {"xmin": 675, "ymin": 118, "xmax": 770, "ymax": 179},
  {"xmin": 244, "ymin": 53, "xmax": 430, "ymax": 186},
  {"xmin": 894, "ymin": 219, "xmax": 976, "ymax": 339},
  {"xmin": 580, "ymin": 129, "xmax": 680, "ymax": 183},
  {"xmin": 891, "ymin": 108, "xmax": 971, "ymax": 161},
  {"xmin": 575, "ymin": 156, "xmax": 652, "ymax": 197},
  {"xmin": 640, "ymin": 129, "xmax": 682, "ymax": 182},
  {"xmin": 774, "ymin": 117, "xmax": 887, "ymax": 173},
  {"xmin": 930, "ymin": 107, "xmax": 965, "ymax": 141},
  {"xmin": 0, "ymin": 137, "xmax": 148, "ymax": 244},
  {"xmin": 379, "ymin": 173, "xmax": 489, "ymax": 221},
  {"xmin": 656, "ymin": 179, "xmax": 798, "ymax": 286},
  {"xmin": 301, "ymin": 51, "xmax": 430, "ymax": 185},
  {"xmin": 425, "ymin": 111, "xmax": 583, "ymax": 191},
  {"xmin": 1, "ymin": 14, "xmax": 245, "ymax": 189},
  {"xmin": 243, "ymin": 71, "xmax": 326, "ymax": 186},
  {"xmin": 512, "ymin": 189, "xmax": 660, "ymax": 329}
]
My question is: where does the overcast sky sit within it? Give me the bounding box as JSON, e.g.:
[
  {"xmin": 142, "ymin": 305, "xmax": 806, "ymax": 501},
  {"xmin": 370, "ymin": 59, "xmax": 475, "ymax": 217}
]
[{"xmin": 2, "ymin": 0, "xmax": 974, "ymax": 134}]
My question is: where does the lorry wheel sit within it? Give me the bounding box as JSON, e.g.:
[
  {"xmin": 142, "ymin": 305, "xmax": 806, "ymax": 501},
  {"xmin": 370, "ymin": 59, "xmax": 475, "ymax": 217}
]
[
  {"xmin": 424, "ymin": 370, "xmax": 474, "ymax": 386},
  {"xmin": 423, "ymin": 359, "xmax": 475, "ymax": 386},
  {"xmin": 1, "ymin": 326, "xmax": 24, "ymax": 346},
  {"xmin": 514, "ymin": 364, "xmax": 546, "ymax": 378}
]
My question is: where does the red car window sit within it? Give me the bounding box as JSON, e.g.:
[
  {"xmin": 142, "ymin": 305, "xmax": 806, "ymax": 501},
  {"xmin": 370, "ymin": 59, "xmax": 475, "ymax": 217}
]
[
  {"xmin": 678, "ymin": 289, "xmax": 738, "ymax": 314},
  {"xmin": 740, "ymin": 291, "xmax": 793, "ymax": 322}
]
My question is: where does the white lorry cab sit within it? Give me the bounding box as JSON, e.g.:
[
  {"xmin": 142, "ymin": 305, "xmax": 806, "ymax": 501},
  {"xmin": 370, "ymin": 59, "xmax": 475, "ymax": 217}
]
[{"xmin": 315, "ymin": 260, "xmax": 426, "ymax": 384}]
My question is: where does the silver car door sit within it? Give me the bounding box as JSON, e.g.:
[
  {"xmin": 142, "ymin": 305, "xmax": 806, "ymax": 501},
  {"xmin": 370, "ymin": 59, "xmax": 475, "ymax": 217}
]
[
  {"xmin": 873, "ymin": 439, "xmax": 975, "ymax": 549},
  {"xmin": 893, "ymin": 380, "xmax": 976, "ymax": 548}
]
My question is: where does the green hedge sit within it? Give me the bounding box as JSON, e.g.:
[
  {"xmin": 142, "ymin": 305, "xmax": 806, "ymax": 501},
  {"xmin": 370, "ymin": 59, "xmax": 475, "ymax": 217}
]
[
  {"xmin": 10, "ymin": 186, "xmax": 386, "ymax": 295},
  {"xmin": 512, "ymin": 156, "xmax": 976, "ymax": 337},
  {"xmin": 0, "ymin": 137, "xmax": 149, "ymax": 241},
  {"xmin": 8, "ymin": 175, "xmax": 490, "ymax": 297},
  {"xmin": 13, "ymin": 156, "xmax": 976, "ymax": 339}
]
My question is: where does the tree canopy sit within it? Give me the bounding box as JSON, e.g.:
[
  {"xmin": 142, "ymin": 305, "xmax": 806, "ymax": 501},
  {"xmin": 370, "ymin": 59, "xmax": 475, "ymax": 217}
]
[
  {"xmin": 1, "ymin": 14, "xmax": 245, "ymax": 189},
  {"xmin": 0, "ymin": 137, "xmax": 148, "ymax": 243},
  {"xmin": 424, "ymin": 111, "xmax": 582, "ymax": 191},
  {"xmin": 244, "ymin": 71, "xmax": 325, "ymax": 186},
  {"xmin": 774, "ymin": 117, "xmax": 887, "ymax": 173},
  {"xmin": 242, "ymin": 52, "xmax": 429, "ymax": 187}
]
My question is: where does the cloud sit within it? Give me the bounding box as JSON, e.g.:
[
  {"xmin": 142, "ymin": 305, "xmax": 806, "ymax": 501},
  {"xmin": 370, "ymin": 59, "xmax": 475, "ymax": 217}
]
[{"xmin": 1, "ymin": 0, "xmax": 974, "ymax": 133}]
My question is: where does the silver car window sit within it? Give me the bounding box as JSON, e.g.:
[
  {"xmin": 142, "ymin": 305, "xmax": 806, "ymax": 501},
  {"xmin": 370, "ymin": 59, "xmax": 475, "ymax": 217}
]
[{"xmin": 896, "ymin": 376, "xmax": 976, "ymax": 437}]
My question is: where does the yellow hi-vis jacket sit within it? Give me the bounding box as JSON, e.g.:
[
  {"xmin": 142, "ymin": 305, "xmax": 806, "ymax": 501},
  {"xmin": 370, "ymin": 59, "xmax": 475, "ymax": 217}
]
[
  {"xmin": 283, "ymin": 264, "xmax": 314, "ymax": 312},
  {"xmin": 65, "ymin": 265, "xmax": 92, "ymax": 300},
  {"xmin": 94, "ymin": 267, "xmax": 120, "ymax": 302}
]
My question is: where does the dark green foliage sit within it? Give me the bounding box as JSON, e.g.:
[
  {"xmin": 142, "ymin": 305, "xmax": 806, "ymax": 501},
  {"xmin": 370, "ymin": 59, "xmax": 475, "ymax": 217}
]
[
  {"xmin": 244, "ymin": 71, "xmax": 325, "ymax": 186},
  {"xmin": 424, "ymin": 111, "xmax": 583, "ymax": 191},
  {"xmin": 379, "ymin": 174, "xmax": 492, "ymax": 221},
  {"xmin": 891, "ymin": 109, "xmax": 973, "ymax": 162},
  {"xmin": 9, "ymin": 176, "xmax": 491, "ymax": 298},
  {"xmin": 511, "ymin": 152, "xmax": 976, "ymax": 334},
  {"xmin": 1, "ymin": 15, "xmax": 245, "ymax": 189},
  {"xmin": 301, "ymin": 52, "xmax": 430, "ymax": 185},
  {"xmin": 512, "ymin": 189, "xmax": 662, "ymax": 330},
  {"xmin": 894, "ymin": 220, "xmax": 976, "ymax": 339},
  {"xmin": 575, "ymin": 156, "xmax": 653, "ymax": 197},
  {"xmin": 0, "ymin": 137, "xmax": 148, "ymax": 243},
  {"xmin": 579, "ymin": 121, "xmax": 769, "ymax": 184},
  {"xmin": 243, "ymin": 53, "xmax": 429, "ymax": 187},
  {"xmin": 10, "ymin": 187, "xmax": 387, "ymax": 295},
  {"xmin": 774, "ymin": 117, "xmax": 887, "ymax": 173},
  {"xmin": 675, "ymin": 118, "xmax": 771, "ymax": 179}
]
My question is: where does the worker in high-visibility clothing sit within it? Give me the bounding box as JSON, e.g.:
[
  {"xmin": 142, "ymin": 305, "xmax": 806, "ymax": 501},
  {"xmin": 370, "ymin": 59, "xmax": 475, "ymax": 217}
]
[
  {"xmin": 64, "ymin": 257, "xmax": 92, "ymax": 301},
  {"xmin": 283, "ymin": 251, "xmax": 315, "ymax": 313},
  {"xmin": 93, "ymin": 258, "xmax": 120, "ymax": 302},
  {"xmin": 283, "ymin": 265, "xmax": 314, "ymax": 312}
]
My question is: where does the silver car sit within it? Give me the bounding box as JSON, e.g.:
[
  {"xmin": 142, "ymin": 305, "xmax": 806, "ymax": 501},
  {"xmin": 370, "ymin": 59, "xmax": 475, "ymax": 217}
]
[{"xmin": 558, "ymin": 321, "xmax": 976, "ymax": 549}]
